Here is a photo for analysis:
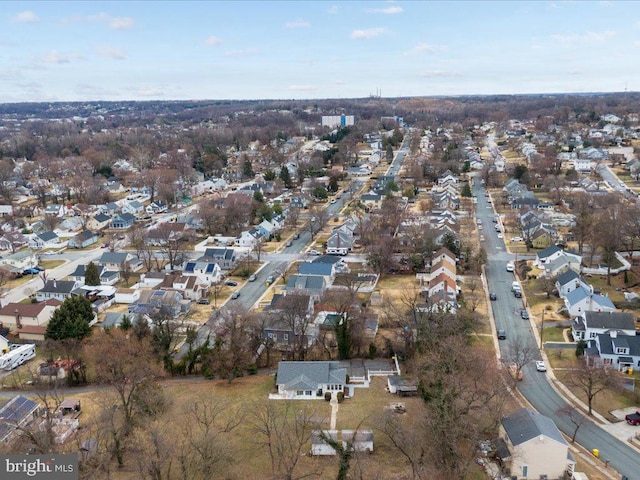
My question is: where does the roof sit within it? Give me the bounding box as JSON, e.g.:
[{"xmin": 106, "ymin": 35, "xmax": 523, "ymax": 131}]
[
  {"xmin": 298, "ymin": 262, "xmax": 333, "ymax": 276},
  {"xmin": 276, "ymin": 361, "xmax": 347, "ymax": 390},
  {"xmin": 556, "ymin": 268, "xmax": 581, "ymax": 286},
  {"xmin": 537, "ymin": 244, "xmax": 562, "ymax": 260},
  {"xmin": 0, "ymin": 395, "xmax": 39, "ymax": 442},
  {"xmin": 312, "ymin": 255, "xmax": 343, "ymax": 265},
  {"xmin": 502, "ymin": 408, "xmax": 566, "ymax": 447},
  {"xmin": 38, "ymin": 231, "xmax": 58, "ymax": 242},
  {"xmin": 286, "ymin": 275, "xmax": 326, "ymax": 291},
  {"xmin": 39, "ymin": 280, "xmax": 77, "ymax": 294},
  {"xmin": 584, "ymin": 311, "xmax": 635, "ymax": 331},
  {"xmin": 99, "ymin": 252, "xmax": 128, "ymax": 264},
  {"xmin": 0, "ymin": 299, "xmax": 60, "ymax": 317}
]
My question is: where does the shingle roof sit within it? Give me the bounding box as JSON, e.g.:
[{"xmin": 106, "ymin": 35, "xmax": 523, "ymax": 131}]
[
  {"xmin": 502, "ymin": 408, "xmax": 566, "ymax": 447},
  {"xmin": 537, "ymin": 245, "xmax": 562, "ymax": 260},
  {"xmin": 556, "ymin": 268, "xmax": 580, "ymax": 286},
  {"xmin": 298, "ymin": 263, "xmax": 333, "ymax": 276},
  {"xmin": 584, "ymin": 311, "xmax": 635, "ymax": 331},
  {"xmin": 276, "ymin": 361, "xmax": 347, "ymax": 390}
]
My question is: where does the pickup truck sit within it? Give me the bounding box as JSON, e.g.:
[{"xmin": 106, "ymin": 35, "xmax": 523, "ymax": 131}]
[{"xmin": 625, "ymin": 410, "xmax": 640, "ymax": 425}]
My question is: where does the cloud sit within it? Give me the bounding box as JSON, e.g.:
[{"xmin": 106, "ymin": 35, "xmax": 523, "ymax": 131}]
[
  {"xmin": 61, "ymin": 12, "xmax": 134, "ymax": 30},
  {"xmin": 418, "ymin": 70, "xmax": 462, "ymax": 78},
  {"xmin": 550, "ymin": 30, "xmax": 616, "ymax": 45},
  {"xmin": 224, "ymin": 48, "xmax": 259, "ymax": 57},
  {"xmin": 205, "ymin": 36, "xmax": 222, "ymax": 46},
  {"xmin": 39, "ymin": 50, "xmax": 84, "ymax": 64},
  {"xmin": 368, "ymin": 6, "xmax": 403, "ymax": 14},
  {"xmin": 96, "ymin": 46, "xmax": 127, "ymax": 60},
  {"xmin": 405, "ymin": 42, "xmax": 442, "ymax": 55},
  {"xmin": 285, "ymin": 20, "xmax": 310, "ymax": 28},
  {"xmin": 287, "ymin": 85, "xmax": 317, "ymax": 92},
  {"xmin": 351, "ymin": 27, "xmax": 387, "ymax": 40},
  {"xmin": 12, "ymin": 10, "xmax": 39, "ymax": 23}
]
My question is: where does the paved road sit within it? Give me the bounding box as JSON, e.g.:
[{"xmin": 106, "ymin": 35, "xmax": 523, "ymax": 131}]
[
  {"xmin": 474, "ymin": 179, "xmax": 640, "ymax": 478},
  {"xmin": 596, "ymin": 163, "xmax": 635, "ymax": 200}
]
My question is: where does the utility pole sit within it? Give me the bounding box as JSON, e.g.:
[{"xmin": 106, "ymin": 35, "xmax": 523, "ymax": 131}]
[{"xmin": 540, "ymin": 309, "xmax": 545, "ymax": 350}]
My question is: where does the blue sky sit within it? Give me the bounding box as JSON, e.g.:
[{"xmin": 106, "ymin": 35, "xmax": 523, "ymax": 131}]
[{"xmin": 1, "ymin": 1, "xmax": 639, "ymax": 102}]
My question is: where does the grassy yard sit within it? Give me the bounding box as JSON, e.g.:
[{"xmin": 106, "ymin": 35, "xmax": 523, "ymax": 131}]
[{"xmin": 540, "ymin": 325, "xmax": 568, "ymax": 343}]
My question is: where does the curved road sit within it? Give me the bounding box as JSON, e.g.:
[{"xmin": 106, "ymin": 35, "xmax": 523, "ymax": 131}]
[{"xmin": 474, "ymin": 179, "xmax": 640, "ymax": 478}]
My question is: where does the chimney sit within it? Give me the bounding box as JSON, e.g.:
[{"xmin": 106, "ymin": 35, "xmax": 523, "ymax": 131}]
[
  {"xmin": 14, "ymin": 308, "xmax": 21, "ymax": 329},
  {"xmin": 611, "ymin": 330, "xmax": 618, "ymax": 339}
]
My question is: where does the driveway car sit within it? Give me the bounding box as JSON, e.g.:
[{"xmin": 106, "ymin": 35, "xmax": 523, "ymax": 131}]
[
  {"xmin": 511, "ymin": 236, "xmax": 523, "ymax": 242},
  {"xmin": 197, "ymin": 298, "xmax": 210, "ymax": 305},
  {"xmin": 489, "ymin": 292, "xmax": 497, "ymax": 301},
  {"xmin": 225, "ymin": 280, "xmax": 238, "ymax": 287},
  {"xmin": 536, "ymin": 361, "xmax": 547, "ymax": 372},
  {"xmin": 497, "ymin": 329, "xmax": 507, "ymax": 340},
  {"xmin": 308, "ymin": 249, "xmax": 321, "ymax": 255}
]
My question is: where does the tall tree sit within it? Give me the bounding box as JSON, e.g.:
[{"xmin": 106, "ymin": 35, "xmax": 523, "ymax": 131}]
[
  {"xmin": 45, "ymin": 295, "xmax": 94, "ymax": 341},
  {"xmin": 279, "ymin": 165, "xmax": 293, "ymax": 188},
  {"xmin": 85, "ymin": 262, "xmax": 100, "ymax": 286}
]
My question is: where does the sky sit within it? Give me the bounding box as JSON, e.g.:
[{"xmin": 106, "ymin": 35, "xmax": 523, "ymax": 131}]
[{"xmin": 1, "ymin": 1, "xmax": 639, "ymax": 103}]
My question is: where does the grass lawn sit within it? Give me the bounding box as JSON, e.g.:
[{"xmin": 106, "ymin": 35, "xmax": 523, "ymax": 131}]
[
  {"xmin": 540, "ymin": 325, "xmax": 567, "ymax": 343},
  {"xmin": 39, "ymin": 259, "xmax": 65, "ymax": 270}
]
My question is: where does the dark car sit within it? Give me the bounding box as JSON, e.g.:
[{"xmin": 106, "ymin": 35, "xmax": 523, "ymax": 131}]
[
  {"xmin": 225, "ymin": 280, "xmax": 238, "ymax": 287},
  {"xmin": 497, "ymin": 329, "xmax": 507, "ymax": 340},
  {"xmin": 514, "ymin": 290, "xmax": 522, "ymax": 298},
  {"xmin": 489, "ymin": 293, "xmax": 497, "ymax": 301},
  {"xmin": 293, "ymin": 233, "xmax": 300, "ymax": 240},
  {"xmin": 197, "ymin": 298, "xmax": 210, "ymax": 305},
  {"xmin": 231, "ymin": 292, "xmax": 240, "ymax": 300},
  {"xmin": 520, "ymin": 309, "xmax": 529, "ymax": 320}
]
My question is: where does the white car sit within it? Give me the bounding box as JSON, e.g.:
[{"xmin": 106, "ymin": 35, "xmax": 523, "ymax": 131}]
[
  {"xmin": 497, "ymin": 233, "xmax": 503, "ymax": 239},
  {"xmin": 535, "ymin": 361, "xmax": 547, "ymax": 372},
  {"xmin": 511, "ymin": 236, "xmax": 523, "ymax": 242}
]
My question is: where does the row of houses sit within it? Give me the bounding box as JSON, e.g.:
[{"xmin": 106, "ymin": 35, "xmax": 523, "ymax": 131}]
[{"xmin": 416, "ymin": 247, "xmax": 458, "ymax": 313}]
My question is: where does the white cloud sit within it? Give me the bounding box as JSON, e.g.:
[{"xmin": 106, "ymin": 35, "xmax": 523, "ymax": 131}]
[
  {"xmin": 224, "ymin": 48, "xmax": 259, "ymax": 57},
  {"xmin": 405, "ymin": 42, "xmax": 442, "ymax": 55},
  {"xmin": 40, "ymin": 51, "xmax": 84, "ymax": 64},
  {"xmin": 96, "ymin": 46, "xmax": 127, "ymax": 60},
  {"xmin": 287, "ymin": 85, "xmax": 317, "ymax": 92},
  {"xmin": 62, "ymin": 12, "xmax": 134, "ymax": 30},
  {"xmin": 550, "ymin": 30, "xmax": 616, "ymax": 45},
  {"xmin": 205, "ymin": 36, "xmax": 222, "ymax": 46},
  {"xmin": 368, "ymin": 6, "xmax": 403, "ymax": 14},
  {"xmin": 351, "ymin": 27, "xmax": 387, "ymax": 40},
  {"xmin": 285, "ymin": 20, "xmax": 310, "ymax": 28},
  {"xmin": 12, "ymin": 10, "xmax": 39, "ymax": 23}
]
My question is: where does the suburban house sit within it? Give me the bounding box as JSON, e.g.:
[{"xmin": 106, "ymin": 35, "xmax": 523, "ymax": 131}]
[
  {"xmin": 121, "ymin": 200, "xmax": 144, "ymax": 216},
  {"xmin": 499, "ymin": 408, "xmax": 575, "ymax": 480},
  {"xmin": 571, "ymin": 311, "xmax": 636, "ymax": 342},
  {"xmin": 542, "ymin": 252, "xmax": 582, "ymax": 278},
  {"xmin": 146, "ymin": 201, "xmax": 169, "ymax": 215},
  {"xmin": 325, "ymin": 230, "xmax": 353, "ymax": 256},
  {"xmin": 114, "ymin": 288, "xmax": 140, "ymax": 305},
  {"xmin": 129, "ymin": 289, "xmax": 187, "ymax": 318},
  {"xmin": 29, "ymin": 231, "xmax": 60, "ymax": 250},
  {"xmin": 586, "ymin": 330, "xmax": 640, "ymax": 371},
  {"xmin": 535, "ymin": 245, "xmax": 563, "ymax": 267},
  {"xmin": 158, "ymin": 274, "xmax": 206, "ymax": 302},
  {"xmin": 273, "ymin": 361, "xmax": 348, "ymax": 400},
  {"xmin": 109, "ymin": 213, "xmax": 136, "ymax": 230},
  {"xmin": 555, "ymin": 269, "xmax": 589, "ymax": 298},
  {"xmin": 0, "ymin": 231, "xmax": 28, "ymax": 252},
  {"xmin": 563, "ymin": 286, "xmax": 616, "ymax": 317},
  {"xmin": 431, "ymin": 247, "xmax": 457, "ymax": 270},
  {"xmin": 181, "ymin": 260, "xmax": 222, "ymax": 286},
  {"xmin": 298, "ymin": 262, "xmax": 336, "ymax": 284},
  {"xmin": 68, "ymin": 230, "xmax": 99, "ymax": 249},
  {"xmin": 235, "ymin": 228, "xmax": 262, "ymax": 248},
  {"xmin": 0, "ymin": 299, "xmax": 62, "ymax": 333},
  {"xmin": 36, "ymin": 280, "xmax": 79, "ymax": 302},
  {"xmin": 87, "ymin": 213, "xmax": 111, "ymax": 231},
  {"xmin": 426, "ymin": 273, "xmax": 458, "ymax": 298},
  {"xmin": 98, "ymin": 252, "xmax": 142, "ymax": 272},
  {"xmin": 263, "ymin": 293, "xmax": 316, "ymax": 353},
  {"xmin": 0, "ymin": 251, "xmax": 38, "ymax": 274},
  {"xmin": 359, "ymin": 193, "xmax": 382, "ymax": 210},
  {"xmin": 69, "ymin": 264, "xmax": 120, "ymax": 286},
  {"xmin": 256, "ymin": 219, "xmax": 277, "ymax": 239},
  {"xmin": 144, "ymin": 222, "xmax": 189, "ymax": 246},
  {"xmin": 199, "ymin": 247, "xmax": 237, "ymax": 270},
  {"xmin": 285, "ymin": 275, "xmax": 327, "ymax": 302}
]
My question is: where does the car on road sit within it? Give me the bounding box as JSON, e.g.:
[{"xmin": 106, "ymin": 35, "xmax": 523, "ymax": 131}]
[
  {"xmin": 285, "ymin": 240, "xmax": 293, "ymax": 247},
  {"xmin": 231, "ymin": 292, "xmax": 240, "ymax": 300},
  {"xmin": 514, "ymin": 290, "xmax": 522, "ymax": 298},
  {"xmin": 248, "ymin": 274, "xmax": 257, "ymax": 282},
  {"xmin": 265, "ymin": 275, "xmax": 275, "ymax": 286},
  {"xmin": 497, "ymin": 329, "xmax": 507, "ymax": 340},
  {"xmin": 535, "ymin": 360, "xmax": 547, "ymax": 372},
  {"xmin": 497, "ymin": 233, "xmax": 503, "ymax": 239},
  {"xmin": 331, "ymin": 199, "xmax": 337, "ymax": 204},
  {"xmin": 506, "ymin": 262, "xmax": 514, "ymax": 272},
  {"xmin": 520, "ymin": 309, "xmax": 529, "ymax": 320},
  {"xmin": 308, "ymin": 249, "xmax": 321, "ymax": 255},
  {"xmin": 43, "ymin": 251, "xmax": 56, "ymax": 256},
  {"xmin": 489, "ymin": 293, "xmax": 497, "ymax": 301},
  {"xmin": 511, "ymin": 236, "xmax": 523, "ymax": 242},
  {"xmin": 293, "ymin": 233, "xmax": 300, "ymax": 239},
  {"xmin": 225, "ymin": 280, "xmax": 238, "ymax": 287}
]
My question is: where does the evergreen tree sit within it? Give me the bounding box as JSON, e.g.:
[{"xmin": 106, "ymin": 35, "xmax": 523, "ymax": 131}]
[
  {"xmin": 242, "ymin": 159, "xmax": 254, "ymax": 178},
  {"xmin": 84, "ymin": 262, "xmax": 100, "ymax": 286},
  {"xmin": 119, "ymin": 315, "xmax": 132, "ymax": 331},
  {"xmin": 45, "ymin": 295, "xmax": 94, "ymax": 341},
  {"xmin": 279, "ymin": 165, "xmax": 293, "ymax": 188}
]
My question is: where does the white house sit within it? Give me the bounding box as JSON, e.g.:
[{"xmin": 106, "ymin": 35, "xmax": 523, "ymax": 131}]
[
  {"xmin": 181, "ymin": 260, "xmax": 222, "ymax": 286},
  {"xmin": 564, "ymin": 286, "xmax": 616, "ymax": 317},
  {"xmin": 555, "ymin": 269, "xmax": 589, "ymax": 298},
  {"xmin": 571, "ymin": 311, "xmax": 635, "ymax": 342},
  {"xmin": 273, "ymin": 361, "xmax": 348, "ymax": 400}
]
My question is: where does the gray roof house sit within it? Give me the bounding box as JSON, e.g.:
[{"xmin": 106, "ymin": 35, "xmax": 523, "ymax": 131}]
[
  {"xmin": 36, "ymin": 280, "xmax": 79, "ymax": 302},
  {"xmin": 586, "ymin": 331, "xmax": 640, "ymax": 372},
  {"xmin": 273, "ymin": 361, "xmax": 348, "ymax": 400},
  {"xmin": 572, "ymin": 311, "xmax": 636, "ymax": 342},
  {"xmin": 285, "ymin": 275, "xmax": 327, "ymax": 301},
  {"xmin": 98, "ymin": 252, "xmax": 142, "ymax": 272},
  {"xmin": 564, "ymin": 286, "xmax": 616, "ymax": 317},
  {"xmin": 298, "ymin": 262, "xmax": 335, "ymax": 282},
  {"xmin": 500, "ymin": 408, "xmax": 575, "ymax": 480},
  {"xmin": 555, "ymin": 268, "xmax": 589, "ymax": 298}
]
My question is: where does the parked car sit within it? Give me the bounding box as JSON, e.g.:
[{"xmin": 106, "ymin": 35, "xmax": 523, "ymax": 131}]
[
  {"xmin": 511, "ymin": 236, "xmax": 523, "ymax": 242},
  {"xmin": 497, "ymin": 329, "xmax": 507, "ymax": 340},
  {"xmin": 293, "ymin": 233, "xmax": 300, "ymax": 239},
  {"xmin": 248, "ymin": 274, "xmax": 257, "ymax": 282},
  {"xmin": 520, "ymin": 309, "xmax": 529, "ymax": 320},
  {"xmin": 197, "ymin": 298, "xmax": 210, "ymax": 305},
  {"xmin": 225, "ymin": 280, "xmax": 238, "ymax": 287},
  {"xmin": 514, "ymin": 290, "xmax": 522, "ymax": 298},
  {"xmin": 265, "ymin": 275, "xmax": 275, "ymax": 286},
  {"xmin": 535, "ymin": 361, "xmax": 547, "ymax": 372},
  {"xmin": 489, "ymin": 293, "xmax": 497, "ymax": 301},
  {"xmin": 231, "ymin": 292, "xmax": 240, "ymax": 300},
  {"xmin": 308, "ymin": 249, "xmax": 321, "ymax": 255},
  {"xmin": 285, "ymin": 240, "xmax": 293, "ymax": 247},
  {"xmin": 23, "ymin": 268, "xmax": 40, "ymax": 275},
  {"xmin": 625, "ymin": 410, "xmax": 640, "ymax": 425}
]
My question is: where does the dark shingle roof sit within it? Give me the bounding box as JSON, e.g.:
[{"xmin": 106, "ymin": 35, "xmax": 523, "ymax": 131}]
[
  {"xmin": 276, "ymin": 361, "xmax": 347, "ymax": 390},
  {"xmin": 584, "ymin": 311, "xmax": 635, "ymax": 331},
  {"xmin": 502, "ymin": 408, "xmax": 566, "ymax": 447}
]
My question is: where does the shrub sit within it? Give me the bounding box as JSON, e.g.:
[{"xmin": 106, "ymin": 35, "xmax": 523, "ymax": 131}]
[
  {"xmin": 346, "ymin": 374, "xmax": 350, "ymax": 384},
  {"xmin": 247, "ymin": 363, "xmax": 258, "ymax": 375},
  {"xmin": 337, "ymin": 391, "xmax": 345, "ymax": 403},
  {"xmin": 324, "ymin": 392, "xmax": 332, "ymax": 401}
]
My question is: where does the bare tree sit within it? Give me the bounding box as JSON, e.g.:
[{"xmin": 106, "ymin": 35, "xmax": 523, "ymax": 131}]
[
  {"xmin": 250, "ymin": 401, "xmax": 323, "ymax": 480},
  {"xmin": 267, "ymin": 292, "xmax": 313, "ymax": 361},
  {"xmin": 556, "ymin": 405, "xmax": 587, "ymax": 443},
  {"xmin": 568, "ymin": 360, "xmax": 623, "ymax": 415},
  {"xmin": 504, "ymin": 335, "xmax": 539, "ymax": 388}
]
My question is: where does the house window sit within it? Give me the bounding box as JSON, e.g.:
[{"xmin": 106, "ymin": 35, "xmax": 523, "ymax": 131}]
[
  {"xmin": 603, "ymin": 358, "xmax": 613, "ymax": 365},
  {"xmin": 521, "ymin": 465, "xmax": 528, "ymax": 478},
  {"xmin": 589, "ymin": 332, "xmax": 596, "ymax": 339},
  {"xmin": 267, "ymin": 333, "xmax": 275, "ymax": 340},
  {"xmin": 616, "ymin": 348, "xmax": 628, "ymax": 354},
  {"xmin": 296, "ymin": 390, "xmax": 304, "ymax": 396},
  {"xmin": 305, "ymin": 391, "xmax": 312, "ymax": 396},
  {"xmin": 284, "ymin": 334, "xmax": 289, "ymax": 341}
]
